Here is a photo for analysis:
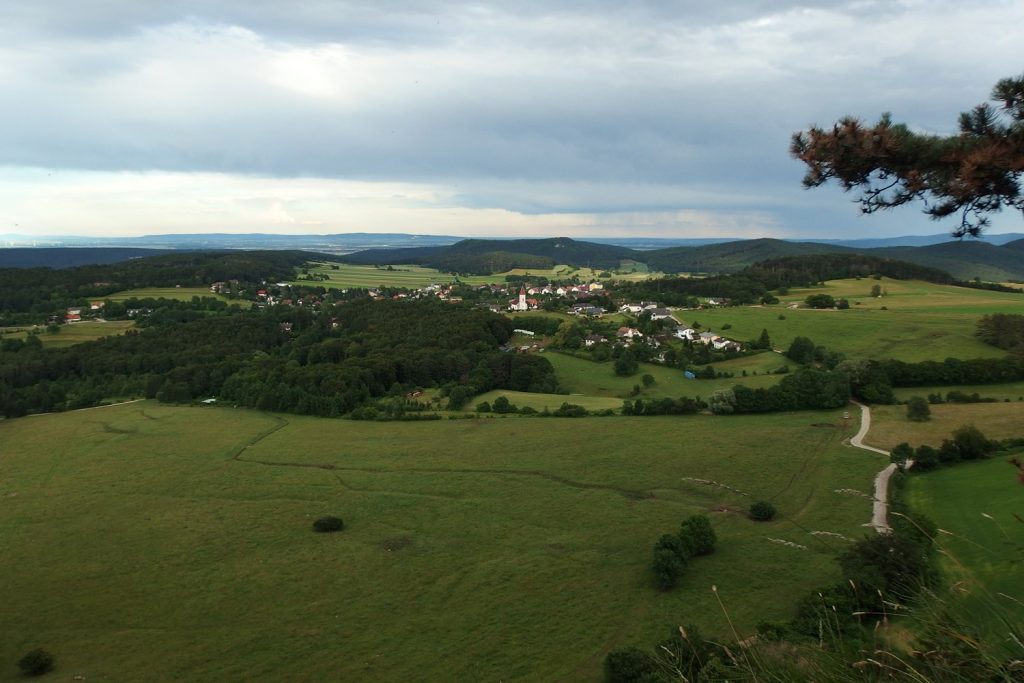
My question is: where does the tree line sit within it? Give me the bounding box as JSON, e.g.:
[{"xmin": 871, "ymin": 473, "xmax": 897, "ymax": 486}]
[{"xmin": 0, "ymin": 298, "xmax": 560, "ymax": 419}]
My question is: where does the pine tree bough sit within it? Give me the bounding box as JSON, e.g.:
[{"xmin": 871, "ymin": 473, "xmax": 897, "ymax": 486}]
[{"xmin": 791, "ymin": 75, "xmax": 1024, "ymax": 237}]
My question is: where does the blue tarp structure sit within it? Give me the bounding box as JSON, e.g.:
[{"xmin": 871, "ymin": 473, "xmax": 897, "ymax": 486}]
[{"xmin": 683, "ymin": 371, "xmax": 696, "ymax": 379}]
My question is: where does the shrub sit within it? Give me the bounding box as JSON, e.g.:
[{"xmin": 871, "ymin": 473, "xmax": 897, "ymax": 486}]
[
  {"xmin": 679, "ymin": 515, "xmax": 716, "ymax": 556},
  {"xmin": 785, "ymin": 336, "xmax": 816, "ymax": 364},
  {"xmin": 475, "ymin": 401, "xmax": 491, "ymax": 413},
  {"xmin": 952, "ymin": 423, "xmax": 993, "ymax": 460},
  {"xmin": 911, "ymin": 444, "xmax": 939, "ymax": 471},
  {"xmin": 313, "ymin": 516, "xmax": 344, "ymax": 533},
  {"xmin": 604, "ymin": 646, "xmax": 657, "ymax": 682},
  {"xmin": 652, "ymin": 548, "xmax": 686, "ymax": 590},
  {"xmin": 654, "ymin": 533, "xmax": 688, "ymax": 560},
  {"xmin": 748, "ymin": 501, "xmax": 776, "ymax": 521},
  {"xmin": 18, "ymin": 649, "xmax": 54, "ymax": 677},
  {"xmin": 492, "ymin": 396, "xmax": 514, "ymax": 413},
  {"xmin": 906, "ymin": 395, "xmax": 931, "ymax": 421},
  {"xmin": 890, "ymin": 442, "xmax": 915, "ymax": 468}
]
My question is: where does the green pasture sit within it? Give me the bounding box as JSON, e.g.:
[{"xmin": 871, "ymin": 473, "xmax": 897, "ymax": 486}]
[
  {"xmin": 906, "ymin": 457, "xmax": 1024, "ymax": 642},
  {"xmin": 104, "ymin": 287, "xmax": 228, "ymax": 302},
  {"xmin": 547, "ymin": 352, "xmax": 781, "ymax": 402},
  {"xmin": 0, "ymin": 321, "xmax": 135, "ymax": 348},
  {"xmin": 293, "ymin": 262, "xmax": 481, "ymax": 288},
  {"xmin": 687, "ymin": 278, "xmax": 1024, "ymax": 361},
  {"xmin": 865, "ymin": 402, "xmax": 1024, "ymax": 451},
  {"xmin": 465, "ymin": 389, "xmax": 623, "ymax": 413},
  {"xmin": 292, "ymin": 261, "xmax": 663, "ymax": 290},
  {"xmin": 892, "ymin": 382, "xmax": 1024, "ymax": 402},
  {"xmin": 0, "ymin": 402, "xmax": 878, "ymax": 682},
  {"xmin": 693, "ymin": 350, "xmax": 791, "ymax": 376}
]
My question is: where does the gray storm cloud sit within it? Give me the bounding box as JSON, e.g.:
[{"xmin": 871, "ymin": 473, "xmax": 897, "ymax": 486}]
[{"xmin": 1, "ymin": 0, "xmax": 1022, "ymax": 236}]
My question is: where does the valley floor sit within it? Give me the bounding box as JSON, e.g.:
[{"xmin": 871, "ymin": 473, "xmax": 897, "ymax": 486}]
[{"xmin": 0, "ymin": 402, "xmax": 879, "ymax": 682}]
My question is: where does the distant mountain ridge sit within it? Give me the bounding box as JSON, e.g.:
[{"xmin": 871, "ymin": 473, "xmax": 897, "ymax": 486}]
[
  {"xmin": 3, "ymin": 233, "xmax": 1023, "ymax": 280},
  {"xmin": 3, "ymin": 230, "xmax": 1022, "ymax": 252},
  {"xmin": 338, "ymin": 236, "xmax": 1024, "ymax": 281}
]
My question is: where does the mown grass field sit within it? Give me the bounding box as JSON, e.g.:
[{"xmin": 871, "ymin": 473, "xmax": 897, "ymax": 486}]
[
  {"xmin": 686, "ymin": 278, "xmax": 1024, "ymax": 362},
  {"xmin": 547, "ymin": 352, "xmax": 781, "ymax": 402},
  {"xmin": 906, "ymin": 457, "xmax": 1024, "ymax": 642},
  {"xmin": 0, "ymin": 402, "xmax": 878, "ymax": 682},
  {"xmin": 464, "ymin": 389, "xmax": 623, "ymax": 413},
  {"xmin": 865, "ymin": 402, "xmax": 1024, "ymax": 450},
  {"xmin": 892, "ymin": 382, "xmax": 1024, "ymax": 402},
  {"xmin": 0, "ymin": 321, "xmax": 135, "ymax": 348},
  {"xmin": 291, "ymin": 262, "xmax": 664, "ymax": 290},
  {"xmin": 104, "ymin": 286, "xmax": 228, "ymax": 302}
]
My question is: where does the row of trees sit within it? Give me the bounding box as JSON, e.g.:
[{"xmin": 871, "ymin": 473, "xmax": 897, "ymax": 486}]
[{"xmin": 708, "ymin": 367, "xmax": 851, "ymax": 414}]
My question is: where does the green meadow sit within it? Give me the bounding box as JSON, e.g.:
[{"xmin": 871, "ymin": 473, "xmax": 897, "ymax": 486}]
[
  {"xmin": 906, "ymin": 457, "xmax": 1024, "ymax": 642},
  {"xmin": 464, "ymin": 389, "xmax": 624, "ymax": 413},
  {"xmin": 892, "ymin": 382, "xmax": 1024, "ymax": 402},
  {"xmin": 686, "ymin": 278, "xmax": 1024, "ymax": 362},
  {"xmin": 0, "ymin": 402, "xmax": 878, "ymax": 682},
  {"xmin": 291, "ymin": 261, "xmax": 664, "ymax": 290},
  {"xmin": 865, "ymin": 402, "xmax": 1024, "ymax": 451},
  {"xmin": 0, "ymin": 321, "xmax": 135, "ymax": 348},
  {"xmin": 546, "ymin": 351, "xmax": 781, "ymax": 402},
  {"xmin": 105, "ymin": 286, "xmax": 228, "ymax": 302}
]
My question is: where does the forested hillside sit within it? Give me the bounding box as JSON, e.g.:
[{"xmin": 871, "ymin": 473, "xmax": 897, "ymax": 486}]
[
  {"xmin": 335, "ymin": 236, "xmax": 1024, "ymax": 279},
  {"xmin": 0, "ymin": 299, "xmax": 557, "ymax": 418},
  {"xmin": 0, "ymin": 251, "xmax": 321, "ymax": 324}
]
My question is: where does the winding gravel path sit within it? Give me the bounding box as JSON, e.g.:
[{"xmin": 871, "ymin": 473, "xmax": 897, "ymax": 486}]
[{"xmin": 849, "ymin": 401, "xmax": 895, "ymax": 534}]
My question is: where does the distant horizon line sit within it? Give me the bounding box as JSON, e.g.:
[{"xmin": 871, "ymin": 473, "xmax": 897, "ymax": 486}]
[{"xmin": 2, "ymin": 229, "xmax": 1022, "ymax": 241}]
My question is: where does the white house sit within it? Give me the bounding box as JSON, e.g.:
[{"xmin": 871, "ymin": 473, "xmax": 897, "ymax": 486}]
[
  {"xmin": 617, "ymin": 326, "xmax": 644, "ymax": 340},
  {"xmin": 674, "ymin": 327, "xmax": 698, "ymax": 341},
  {"xmin": 648, "ymin": 307, "xmax": 679, "ymax": 323}
]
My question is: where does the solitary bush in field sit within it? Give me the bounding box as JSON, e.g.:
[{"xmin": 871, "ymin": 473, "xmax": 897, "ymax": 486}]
[
  {"xmin": 313, "ymin": 516, "xmax": 344, "ymax": 533},
  {"xmin": 18, "ymin": 649, "xmax": 54, "ymax": 677},
  {"xmin": 749, "ymin": 501, "xmax": 777, "ymax": 521},
  {"xmin": 679, "ymin": 515, "xmax": 716, "ymax": 556},
  {"xmin": 906, "ymin": 395, "xmax": 931, "ymax": 421}
]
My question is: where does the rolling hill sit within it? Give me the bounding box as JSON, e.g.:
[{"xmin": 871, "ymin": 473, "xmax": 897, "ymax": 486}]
[{"xmin": 337, "ymin": 235, "xmax": 1024, "ymax": 280}]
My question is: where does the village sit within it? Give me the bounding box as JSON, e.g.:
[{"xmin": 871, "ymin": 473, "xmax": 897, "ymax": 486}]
[{"xmin": 56, "ymin": 275, "xmax": 749, "ymax": 368}]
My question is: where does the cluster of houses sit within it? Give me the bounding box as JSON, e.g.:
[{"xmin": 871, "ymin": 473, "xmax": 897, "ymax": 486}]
[
  {"xmin": 64, "ymin": 301, "xmax": 106, "ymax": 324},
  {"xmin": 673, "ymin": 326, "xmax": 742, "ymax": 352}
]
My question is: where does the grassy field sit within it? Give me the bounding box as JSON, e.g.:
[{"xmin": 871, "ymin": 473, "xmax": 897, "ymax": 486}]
[
  {"xmin": 893, "ymin": 382, "xmax": 1024, "ymax": 402},
  {"xmin": 0, "ymin": 402, "xmax": 879, "ymax": 682},
  {"xmin": 686, "ymin": 278, "xmax": 1024, "ymax": 362},
  {"xmin": 104, "ymin": 287, "xmax": 228, "ymax": 302},
  {"xmin": 291, "ymin": 262, "xmax": 665, "ymax": 290},
  {"xmin": 0, "ymin": 321, "xmax": 135, "ymax": 348},
  {"xmin": 465, "ymin": 389, "xmax": 624, "ymax": 413},
  {"xmin": 693, "ymin": 350, "xmax": 791, "ymax": 376},
  {"xmin": 865, "ymin": 402, "xmax": 1024, "ymax": 450},
  {"xmin": 547, "ymin": 352, "xmax": 781, "ymax": 402},
  {"xmin": 905, "ymin": 457, "xmax": 1024, "ymax": 643}
]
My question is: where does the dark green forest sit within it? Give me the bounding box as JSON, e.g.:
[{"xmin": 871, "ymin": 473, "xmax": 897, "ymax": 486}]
[{"xmin": 0, "ymin": 298, "xmax": 558, "ymax": 418}]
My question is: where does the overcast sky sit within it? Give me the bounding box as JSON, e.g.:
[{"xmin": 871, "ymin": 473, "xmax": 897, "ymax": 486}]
[{"xmin": 2, "ymin": 0, "xmax": 1022, "ymax": 239}]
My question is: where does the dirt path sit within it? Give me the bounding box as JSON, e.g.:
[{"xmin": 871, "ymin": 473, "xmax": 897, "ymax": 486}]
[
  {"xmin": 26, "ymin": 398, "xmax": 145, "ymax": 416},
  {"xmin": 848, "ymin": 401, "xmax": 896, "ymax": 534}
]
